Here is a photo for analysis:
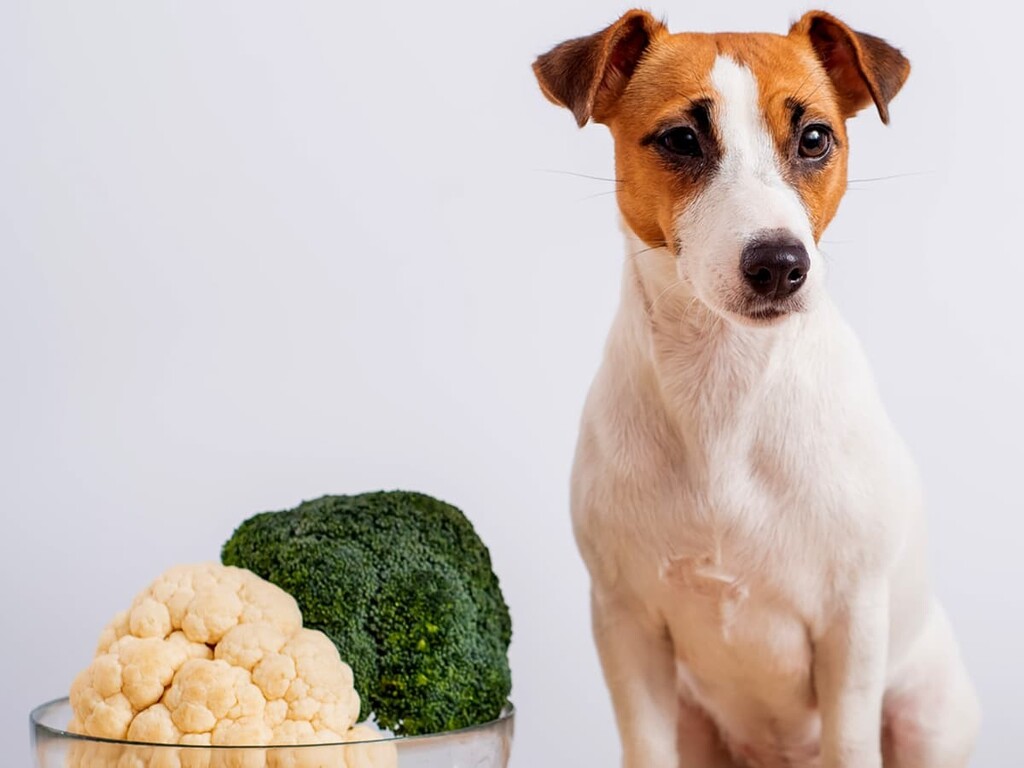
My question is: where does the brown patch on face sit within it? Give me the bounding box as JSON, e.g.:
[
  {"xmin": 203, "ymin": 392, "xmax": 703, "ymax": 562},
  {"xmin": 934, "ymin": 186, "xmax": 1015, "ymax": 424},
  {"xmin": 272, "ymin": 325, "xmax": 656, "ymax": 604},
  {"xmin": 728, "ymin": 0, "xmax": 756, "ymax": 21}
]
[
  {"xmin": 611, "ymin": 32, "xmax": 854, "ymax": 246},
  {"xmin": 533, "ymin": 11, "xmax": 910, "ymax": 249},
  {"xmin": 606, "ymin": 36, "xmax": 721, "ymax": 250}
]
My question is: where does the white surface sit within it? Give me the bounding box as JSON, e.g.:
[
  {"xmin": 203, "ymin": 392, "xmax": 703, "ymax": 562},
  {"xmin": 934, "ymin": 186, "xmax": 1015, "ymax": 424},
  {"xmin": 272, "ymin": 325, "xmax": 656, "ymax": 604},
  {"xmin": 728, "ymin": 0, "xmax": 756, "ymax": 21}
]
[{"xmin": 0, "ymin": 2, "xmax": 1020, "ymax": 766}]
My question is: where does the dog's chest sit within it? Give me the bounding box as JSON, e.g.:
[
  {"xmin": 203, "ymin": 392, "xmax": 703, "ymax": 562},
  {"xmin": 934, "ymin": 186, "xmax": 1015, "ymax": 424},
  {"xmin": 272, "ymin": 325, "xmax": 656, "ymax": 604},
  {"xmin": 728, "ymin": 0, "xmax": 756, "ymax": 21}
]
[
  {"xmin": 654, "ymin": 525, "xmax": 814, "ymax": 661},
  {"xmin": 577, "ymin": 333, "xmax": 897, "ymax": 607},
  {"xmin": 658, "ymin": 548, "xmax": 764, "ymax": 668},
  {"xmin": 577, "ymin": 389, "xmax": 880, "ymax": 682},
  {"xmin": 634, "ymin": 483, "xmax": 826, "ymax": 735},
  {"xmin": 642, "ymin": 486, "xmax": 825, "ymax": 647}
]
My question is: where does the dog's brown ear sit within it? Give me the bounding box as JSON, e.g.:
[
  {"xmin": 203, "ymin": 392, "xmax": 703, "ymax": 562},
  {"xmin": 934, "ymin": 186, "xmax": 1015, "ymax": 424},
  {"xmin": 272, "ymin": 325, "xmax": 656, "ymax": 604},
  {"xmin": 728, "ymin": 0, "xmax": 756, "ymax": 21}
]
[
  {"xmin": 533, "ymin": 10, "xmax": 666, "ymax": 127},
  {"xmin": 790, "ymin": 11, "xmax": 910, "ymax": 124}
]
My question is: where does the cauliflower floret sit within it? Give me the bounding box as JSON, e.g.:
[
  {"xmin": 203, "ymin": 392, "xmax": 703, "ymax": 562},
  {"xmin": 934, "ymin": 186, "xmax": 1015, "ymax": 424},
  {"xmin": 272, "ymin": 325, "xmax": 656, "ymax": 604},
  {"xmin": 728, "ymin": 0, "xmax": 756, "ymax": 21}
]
[
  {"xmin": 102, "ymin": 563, "xmax": 303, "ymax": 650},
  {"xmin": 71, "ymin": 632, "xmax": 214, "ymax": 739},
  {"xmin": 215, "ymin": 623, "xmax": 361, "ymax": 741},
  {"xmin": 68, "ymin": 563, "xmax": 395, "ymax": 768}
]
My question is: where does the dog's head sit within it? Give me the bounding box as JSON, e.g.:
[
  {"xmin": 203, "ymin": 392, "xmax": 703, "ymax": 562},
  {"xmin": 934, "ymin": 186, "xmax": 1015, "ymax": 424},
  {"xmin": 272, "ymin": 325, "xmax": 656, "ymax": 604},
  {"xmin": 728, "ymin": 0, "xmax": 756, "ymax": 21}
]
[{"xmin": 534, "ymin": 11, "xmax": 909, "ymax": 325}]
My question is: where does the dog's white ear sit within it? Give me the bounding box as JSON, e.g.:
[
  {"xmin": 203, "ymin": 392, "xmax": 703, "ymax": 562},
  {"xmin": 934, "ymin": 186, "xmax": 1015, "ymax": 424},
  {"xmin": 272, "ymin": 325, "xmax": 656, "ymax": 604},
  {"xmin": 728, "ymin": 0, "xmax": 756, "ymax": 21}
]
[
  {"xmin": 533, "ymin": 10, "xmax": 667, "ymax": 127},
  {"xmin": 790, "ymin": 11, "xmax": 911, "ymax": 124}
]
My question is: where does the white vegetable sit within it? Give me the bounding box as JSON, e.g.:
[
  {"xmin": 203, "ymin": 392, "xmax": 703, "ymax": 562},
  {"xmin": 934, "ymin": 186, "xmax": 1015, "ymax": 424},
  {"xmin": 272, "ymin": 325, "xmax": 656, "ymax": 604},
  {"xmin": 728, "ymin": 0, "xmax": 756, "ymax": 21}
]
[{"xmin": 68, "ymin": 563, "xmax": 395, "ymax": 768}]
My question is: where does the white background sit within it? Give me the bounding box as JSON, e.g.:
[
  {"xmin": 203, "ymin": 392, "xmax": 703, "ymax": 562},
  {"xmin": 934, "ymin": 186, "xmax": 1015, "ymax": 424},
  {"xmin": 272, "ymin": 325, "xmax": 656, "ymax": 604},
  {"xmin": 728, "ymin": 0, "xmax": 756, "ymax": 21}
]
[{"xmin": 2, "ymin": 1, "xmax": 1021, "ymax": 765}]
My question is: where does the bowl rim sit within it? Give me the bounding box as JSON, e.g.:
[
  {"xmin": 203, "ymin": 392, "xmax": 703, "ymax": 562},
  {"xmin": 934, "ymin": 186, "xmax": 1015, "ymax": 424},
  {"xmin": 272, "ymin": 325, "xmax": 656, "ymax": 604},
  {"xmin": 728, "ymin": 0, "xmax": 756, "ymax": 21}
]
[{"xmin": 30, "ymin": 697, "xmax": 515, "ymax": 750}]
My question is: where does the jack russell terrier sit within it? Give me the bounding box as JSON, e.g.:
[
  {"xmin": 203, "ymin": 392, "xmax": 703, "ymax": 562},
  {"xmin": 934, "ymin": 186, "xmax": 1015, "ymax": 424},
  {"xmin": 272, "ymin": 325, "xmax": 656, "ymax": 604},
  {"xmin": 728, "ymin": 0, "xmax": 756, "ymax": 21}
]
[{"xmin": 534, "ymin": 10, "xmax": 980, "ymax": 768}]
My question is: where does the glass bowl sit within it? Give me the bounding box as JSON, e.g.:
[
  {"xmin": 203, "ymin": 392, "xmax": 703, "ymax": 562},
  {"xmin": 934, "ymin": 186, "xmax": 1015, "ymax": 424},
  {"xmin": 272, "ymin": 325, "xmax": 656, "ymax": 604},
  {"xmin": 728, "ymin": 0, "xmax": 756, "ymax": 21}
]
[{"xmin": 31, "ymin": 698, "xmax": 514, "ymax": 768}]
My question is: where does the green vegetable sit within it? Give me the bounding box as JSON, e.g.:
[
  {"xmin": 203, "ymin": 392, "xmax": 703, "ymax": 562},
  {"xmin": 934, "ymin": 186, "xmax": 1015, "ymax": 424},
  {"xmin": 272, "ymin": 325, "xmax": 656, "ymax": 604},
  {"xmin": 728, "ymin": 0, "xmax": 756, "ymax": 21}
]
[{"xmin": 221, "ymin": 491, "xmax": 512, "ymax": 736}]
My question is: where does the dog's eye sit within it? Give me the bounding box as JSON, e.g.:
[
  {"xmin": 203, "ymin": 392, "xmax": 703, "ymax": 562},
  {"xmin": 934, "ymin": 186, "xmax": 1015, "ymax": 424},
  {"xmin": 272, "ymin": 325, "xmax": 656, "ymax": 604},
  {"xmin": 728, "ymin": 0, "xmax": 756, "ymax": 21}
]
[
  {"xmin": 798, "ymin": 125, "xmax": 833, "ymax": 160},
  {"xmin": 658, "ymin": 127, "xmax": 702, "ymax": 158}
]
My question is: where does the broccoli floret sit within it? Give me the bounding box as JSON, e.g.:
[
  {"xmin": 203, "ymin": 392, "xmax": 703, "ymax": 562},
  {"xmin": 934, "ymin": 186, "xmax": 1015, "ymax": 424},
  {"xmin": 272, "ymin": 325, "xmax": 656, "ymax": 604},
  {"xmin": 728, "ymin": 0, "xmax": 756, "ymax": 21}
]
[{"xmin": 220, "ymin": 491, "xmax": 512, "ymax": 736}]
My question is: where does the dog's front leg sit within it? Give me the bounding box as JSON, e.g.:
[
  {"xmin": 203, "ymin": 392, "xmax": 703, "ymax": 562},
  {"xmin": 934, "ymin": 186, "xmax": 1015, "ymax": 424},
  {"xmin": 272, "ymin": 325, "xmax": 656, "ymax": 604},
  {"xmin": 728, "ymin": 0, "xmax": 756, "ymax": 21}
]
[
  {"xmin": 591, "ymin": 589, "xmax": 680, "ymax": 768},
  {"xmin": 814, "ymin": 582, "xmax": 890, "ymax": 768}
]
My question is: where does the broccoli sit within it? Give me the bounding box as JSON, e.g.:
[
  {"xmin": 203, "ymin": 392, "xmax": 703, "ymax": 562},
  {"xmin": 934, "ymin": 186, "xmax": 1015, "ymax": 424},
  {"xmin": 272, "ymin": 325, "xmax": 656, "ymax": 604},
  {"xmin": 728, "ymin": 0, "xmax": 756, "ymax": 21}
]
[{"xmin": 220, "ymin": 491, "xmax": 512, "ymax": 736}]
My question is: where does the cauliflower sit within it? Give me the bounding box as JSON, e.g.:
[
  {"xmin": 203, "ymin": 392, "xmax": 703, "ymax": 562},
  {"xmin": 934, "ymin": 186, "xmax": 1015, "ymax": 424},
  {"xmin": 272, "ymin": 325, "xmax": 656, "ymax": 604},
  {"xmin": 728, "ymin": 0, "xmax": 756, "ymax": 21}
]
[{"xmin": 68, "ymin": 563, "xmax": 395, "ymax": 768}]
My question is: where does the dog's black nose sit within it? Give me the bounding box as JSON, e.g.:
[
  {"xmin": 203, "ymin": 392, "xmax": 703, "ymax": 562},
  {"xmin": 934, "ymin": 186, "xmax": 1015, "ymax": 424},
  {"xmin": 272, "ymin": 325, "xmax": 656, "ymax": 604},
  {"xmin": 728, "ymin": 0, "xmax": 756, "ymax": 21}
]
[{"xmin": 740, "ymin": 235, "xmax": 810, "ymax": 299}]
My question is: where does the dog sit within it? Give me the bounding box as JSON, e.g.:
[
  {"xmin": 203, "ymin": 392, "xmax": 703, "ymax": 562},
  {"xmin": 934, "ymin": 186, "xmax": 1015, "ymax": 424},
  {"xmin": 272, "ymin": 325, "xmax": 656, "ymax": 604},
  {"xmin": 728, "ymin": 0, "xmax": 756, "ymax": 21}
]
[{"xmin": 533, "ymin": 10, "xmax": 980, "ymax": 768}]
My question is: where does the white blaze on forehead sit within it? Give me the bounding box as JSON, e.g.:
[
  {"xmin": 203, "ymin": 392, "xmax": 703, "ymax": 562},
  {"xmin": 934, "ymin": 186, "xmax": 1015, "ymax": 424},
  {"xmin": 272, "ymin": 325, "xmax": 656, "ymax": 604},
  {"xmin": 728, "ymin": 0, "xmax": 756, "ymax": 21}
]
[
  {"xmin": 700, "ymin": 53, "xmax": 813, "ymax": 241},
  {"xmin": 709, "ymin": 56, "xmax": 783, "ymax": 183},
  {"xmin": 672, "ymin": 55, "xmax": 818, "ymax": 317}
]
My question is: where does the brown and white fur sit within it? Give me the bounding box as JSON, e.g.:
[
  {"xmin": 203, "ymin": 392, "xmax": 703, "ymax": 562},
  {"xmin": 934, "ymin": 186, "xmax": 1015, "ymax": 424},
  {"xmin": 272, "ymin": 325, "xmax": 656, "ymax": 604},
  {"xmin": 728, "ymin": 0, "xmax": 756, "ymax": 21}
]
[{"xmin": 534, "ymin": 11, "xmax": 980, "ymax": 768}]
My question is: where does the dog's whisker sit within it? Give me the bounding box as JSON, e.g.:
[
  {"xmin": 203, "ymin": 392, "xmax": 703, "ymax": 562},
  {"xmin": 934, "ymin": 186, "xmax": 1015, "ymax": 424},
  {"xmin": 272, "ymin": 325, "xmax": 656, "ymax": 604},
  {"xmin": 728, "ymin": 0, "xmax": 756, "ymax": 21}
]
[
  {"xmin": 574, "ymin": 189, "xmax": 622, "ymax": 202},
  {"xmin": 790, "ymin": 70, "xmax": 819, "ymax": 104},
  {"xmin": 647, "ymin": 278, "xmax": 686, "ymax": 317},
  {"xmin": 670, "ymin": 290, "xmax": 710, "ymax": 338},
  {"xmin": 701, "ymin": 302, "xmax": 720, "ymax": 338},
  {"xmin": 847, "ymin": 171, "xmax": 933, "ymax": 184},
  {"xmin": 791, "ymin": 69, "xmax": 829, "ymax": 106},
  {"xmin": 537, "ymin": 168, "xmax": 625, "ymax": 184},
  {"xmin": 626, "ymin": 243, "xmax": 669, "ymax": 264}
]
